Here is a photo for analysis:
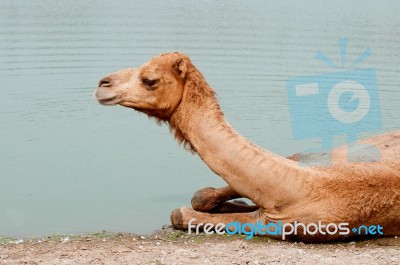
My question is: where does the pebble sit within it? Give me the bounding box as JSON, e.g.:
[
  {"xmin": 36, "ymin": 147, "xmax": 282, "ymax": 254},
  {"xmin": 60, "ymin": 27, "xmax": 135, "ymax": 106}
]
[{"xmin": 15, "ymin": 239, "xmax": 23, "ymax": 244}]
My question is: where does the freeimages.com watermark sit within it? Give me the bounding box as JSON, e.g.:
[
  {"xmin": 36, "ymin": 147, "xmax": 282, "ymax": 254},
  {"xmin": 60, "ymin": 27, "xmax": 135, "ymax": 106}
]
[{"xmin": 188, "ymin": 218, "xmax": 383, "ymax": 240}]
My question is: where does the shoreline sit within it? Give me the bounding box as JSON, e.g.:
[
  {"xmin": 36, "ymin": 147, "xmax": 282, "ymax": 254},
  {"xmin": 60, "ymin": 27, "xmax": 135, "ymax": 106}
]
[{"xmin": 1, "ymin": 226, "xmax": 399, "ymax": 264}]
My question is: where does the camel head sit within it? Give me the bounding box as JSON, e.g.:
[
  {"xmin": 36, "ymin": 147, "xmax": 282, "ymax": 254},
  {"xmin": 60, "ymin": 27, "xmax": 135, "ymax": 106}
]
[{"xmin": 94, "ymin": 52, "xmax": 189, "ymax": 120}]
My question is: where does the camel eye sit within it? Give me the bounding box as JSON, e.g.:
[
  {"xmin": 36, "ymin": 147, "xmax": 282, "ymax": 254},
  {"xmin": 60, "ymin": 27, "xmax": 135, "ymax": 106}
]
[{"xmin": 142, "ymin": 78, "xmax": 159, "ymax": 89}]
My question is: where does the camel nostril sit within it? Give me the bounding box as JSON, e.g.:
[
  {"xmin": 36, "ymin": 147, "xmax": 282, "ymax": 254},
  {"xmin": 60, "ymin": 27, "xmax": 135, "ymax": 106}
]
[{"xmin": 98, "ymin": 77, "xmax": 112, "ymax": 88}]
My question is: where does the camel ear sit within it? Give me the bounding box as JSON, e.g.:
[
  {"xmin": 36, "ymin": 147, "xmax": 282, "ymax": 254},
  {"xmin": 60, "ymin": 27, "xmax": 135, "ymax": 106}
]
[{"xmin": 173, "ymin": 58, "xmax": 187, "ymax": 79}]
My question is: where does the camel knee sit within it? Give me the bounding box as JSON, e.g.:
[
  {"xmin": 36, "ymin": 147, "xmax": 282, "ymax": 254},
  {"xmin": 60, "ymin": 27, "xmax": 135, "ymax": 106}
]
[
  {"xmin": 170, "ymin": 207, "xmax": 199, "ymax": 230},
  {"xmin": 191, "ymin": 187, "xmax": 218, "ymax": 212},
  {"xmin": 170, "ymin": 208, "xmax": 185, "ymax": 230}
]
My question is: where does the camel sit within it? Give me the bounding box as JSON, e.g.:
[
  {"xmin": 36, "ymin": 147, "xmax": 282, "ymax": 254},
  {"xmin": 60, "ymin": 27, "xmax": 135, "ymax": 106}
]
[{"xmin": 94, "ymin": 52, "xmax": 400, "ymax": 242}]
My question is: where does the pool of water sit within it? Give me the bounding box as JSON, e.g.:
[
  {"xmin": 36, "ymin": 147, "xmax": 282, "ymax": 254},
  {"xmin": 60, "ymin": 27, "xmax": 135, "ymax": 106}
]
[{"xmin": 1, "ymin": 0, "xmax": 399, "ymax": 237}]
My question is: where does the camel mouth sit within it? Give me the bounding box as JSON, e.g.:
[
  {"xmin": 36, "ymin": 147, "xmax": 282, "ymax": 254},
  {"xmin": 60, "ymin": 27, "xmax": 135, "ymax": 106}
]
[
  {"xmin": 94, "ymin": 88, "xmax": 120, "ymax": 105},
  {"xmin": 98, "ymin": 97, "xmax": 119, "ymax": 105}
]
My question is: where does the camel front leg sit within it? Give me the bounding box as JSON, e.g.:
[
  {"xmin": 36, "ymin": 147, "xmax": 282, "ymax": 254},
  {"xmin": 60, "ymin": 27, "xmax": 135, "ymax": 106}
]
[
  {"xmin": 191, "ymin": 186, "xmax": 259, "ymax": 213},
  {"xmin": 170, "ymin": 207, "xmax": 261, "ymax": 232}
]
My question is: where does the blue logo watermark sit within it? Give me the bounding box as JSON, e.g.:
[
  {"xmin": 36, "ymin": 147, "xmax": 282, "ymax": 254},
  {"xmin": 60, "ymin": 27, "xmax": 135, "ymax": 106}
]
[{"xmin": 286, "ymin": 38, "xmax": 382, "ymax": 166}]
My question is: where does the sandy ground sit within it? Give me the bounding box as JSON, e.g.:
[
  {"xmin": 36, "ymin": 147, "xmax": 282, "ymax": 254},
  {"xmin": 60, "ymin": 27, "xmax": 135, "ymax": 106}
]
[{"xmin": 1, "ymin": 227, "xmax": 399, "ymax": 265}]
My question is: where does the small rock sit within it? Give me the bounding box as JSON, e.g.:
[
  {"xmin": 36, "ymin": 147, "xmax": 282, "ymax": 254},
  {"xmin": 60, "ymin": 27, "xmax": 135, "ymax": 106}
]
[{"xmin": 297, "ymin": 249, "xmax": 305, "ymax": 255}]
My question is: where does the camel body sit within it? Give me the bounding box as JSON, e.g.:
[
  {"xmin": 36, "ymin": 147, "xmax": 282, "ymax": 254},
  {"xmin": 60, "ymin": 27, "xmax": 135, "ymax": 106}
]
[{"xmin": 94, "ymin": 52, "xmax": 400, "ymax": 242}]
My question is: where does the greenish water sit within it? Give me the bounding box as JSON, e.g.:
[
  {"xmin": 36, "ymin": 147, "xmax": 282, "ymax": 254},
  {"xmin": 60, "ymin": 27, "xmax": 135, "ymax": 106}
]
[{"xmin": 1, "ymin": 0, "xmax": 399, "ymax": 237}]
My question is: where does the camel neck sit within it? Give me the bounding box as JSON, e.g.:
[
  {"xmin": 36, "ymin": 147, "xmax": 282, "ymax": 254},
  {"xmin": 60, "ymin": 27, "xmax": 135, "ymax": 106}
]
[{"xmin": 170, "ymin": 93, "xmax": 311, "ymax": 209}]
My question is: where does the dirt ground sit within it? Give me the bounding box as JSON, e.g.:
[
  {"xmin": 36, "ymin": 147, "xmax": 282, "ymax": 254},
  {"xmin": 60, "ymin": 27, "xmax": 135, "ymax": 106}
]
[{"xmin": 1, "ymin": 227, "xmax": 399, "ymax": 265}]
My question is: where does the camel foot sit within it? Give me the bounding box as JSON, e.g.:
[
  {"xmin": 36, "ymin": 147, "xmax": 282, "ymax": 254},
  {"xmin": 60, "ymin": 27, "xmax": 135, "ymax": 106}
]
[
  {"xmin": 191, "ymin": 187, "xmax": 217, "ymax": 212},
  {"xmin": 191, "ymin": 186, "xmax": 259, "ymax": 213},
  {"xmin": 170, "ymin": 208, "xmax": 185, "ymax": 230},
  {"xmin": 191, "ymin": 186, "xmax": 244, "ymax": 212}
]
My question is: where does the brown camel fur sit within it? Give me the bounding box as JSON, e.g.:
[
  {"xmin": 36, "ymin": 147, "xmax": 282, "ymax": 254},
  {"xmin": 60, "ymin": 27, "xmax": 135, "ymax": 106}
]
[{"xmin": 94, "ymin": 52, "xmax": 400, "ymax": 242}]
